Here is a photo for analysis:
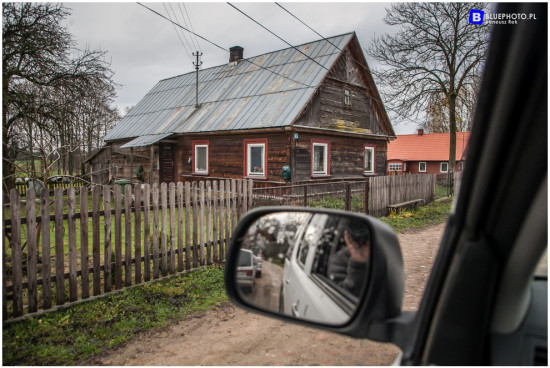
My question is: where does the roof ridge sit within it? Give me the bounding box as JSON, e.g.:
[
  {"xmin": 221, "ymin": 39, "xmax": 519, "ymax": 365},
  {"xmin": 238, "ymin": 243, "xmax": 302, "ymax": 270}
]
[{"xmin": 157, "ymin": 32, "xmax": 355, "ymax": 84}]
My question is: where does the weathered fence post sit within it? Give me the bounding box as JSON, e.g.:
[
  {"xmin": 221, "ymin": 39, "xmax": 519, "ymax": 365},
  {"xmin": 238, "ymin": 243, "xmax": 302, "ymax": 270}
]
[
  {"xmin": 103, "ymin": 185, "xmax": 112, "ymax": 293},
  {"xmin": 67, "ymin": 187, "xmax": 78, "ymax": 302},
  {"xmin": 114, "ymin": 185, "xmax": 123, "ymax": 290},
  {"xmin": 199, "ymin": 181, "xmax": 205, "ymax": 266},
  {"xmin": 10, "ymin": 189, "xmax": 23, "ymax": 316},
  {"xmin": 212, "ymin": 181, "xmax": 219, "ymax": 263},
  {"xmin": 177, "ymin": 182, "xmax": 184, "ymax": 272},
  {"xmin": 206, "ymin": 181, "xmax": 212, "ymax": 264},
  {"xmin": 169, "ymin": 182, "xmax": 176, "ymax": 274},
  {"xmin": 80, "ymin": 186, "xmax": 90, "ymax": 300},
  {"xmin": 192, "ymin": 181, "xmax": 199, "ymax": 268},
  {"xmin": 26, "ymin": 189, "xmax": 38, "ymax": 312},
  {"xmin": 160, "ymin": 182, "xmax": 168, "ymax": 276},
  {"xmin": 124, "ymin": 184, "xmax": 133, "ymax": 287},
  {"xmin": 54, "ymin": 188, "xmax": 65, "ymax": 306},
  {"xmin": 185, "ymin": 182, "xmax": 191, "ymax": 270},
  {"xmin": 134, "ymin": 183, "xmax": 142, "ymax": 284},
  {"xmin": 41, "ymin": 187, "xmax": 52, "ymax": 308},
  {"xmin": 143, "ymin": 184, "xmax": 151, "ymax": 281},
  {"xmin": 152, "ymin": 183, "xmax": 160, "ymax": 279}
]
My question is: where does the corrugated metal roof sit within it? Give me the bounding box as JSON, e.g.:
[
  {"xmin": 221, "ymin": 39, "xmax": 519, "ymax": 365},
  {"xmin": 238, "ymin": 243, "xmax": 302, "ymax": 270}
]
[
  {"xmin": 120, "ymin": 133, "xmax": 173, "ymax": 148},
  {"xmin": 104, "ymin": 33, "xmax": 354, "ymax": 142}
]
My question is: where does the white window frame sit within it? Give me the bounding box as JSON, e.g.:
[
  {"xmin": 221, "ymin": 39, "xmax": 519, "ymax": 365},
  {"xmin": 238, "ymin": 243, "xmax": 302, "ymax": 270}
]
[
  {"xmin": 389, "ymin": 163, "xmax": 402, "ymax": 172},
  {"xmin": 312, "ymin": 142, "xmax": 329, "ymax": 176},
  {"xmin": 247, "ymin": 143, "xmax": 266, "ymax": 177},
  {"xmin": 440, "ymin": 162, "xmax": 449, "ymax": 173},
  {"xmin": 364, "ymin": 146, "xmax": 375, "ymax": 174},
  {"xmin": 344, "ymin": 89, "xmax": 351, "ymax": 106},
  {"xmin": 419, "ymin": 162, "xmax": 427, "ymax": 173},
  {"xmin": 194, "ymin": 144, "xmax": 208, "ymax": 174}
]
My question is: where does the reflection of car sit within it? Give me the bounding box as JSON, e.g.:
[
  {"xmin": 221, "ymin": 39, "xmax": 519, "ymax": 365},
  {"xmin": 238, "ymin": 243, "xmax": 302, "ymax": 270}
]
[
  {"xmin": 236, "ymin": 249, "xmax": 256, "ymax": 294},
  {"xmin": 252, "ymin": 248, "xmax": 262, "ymax": 277},
  {"xmin": 280, "ymin": 213, "xmax": 358, "ymax": 324},
  {"xmin": 226, "ymin": 4, "xmax": 547, "ymax": 365}
]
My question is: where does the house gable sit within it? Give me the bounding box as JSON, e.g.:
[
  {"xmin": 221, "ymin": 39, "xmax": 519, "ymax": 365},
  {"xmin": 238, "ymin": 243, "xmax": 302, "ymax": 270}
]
[{"xmin": 292, "ymin": 35, "xmax": 394, "ymax": 137}]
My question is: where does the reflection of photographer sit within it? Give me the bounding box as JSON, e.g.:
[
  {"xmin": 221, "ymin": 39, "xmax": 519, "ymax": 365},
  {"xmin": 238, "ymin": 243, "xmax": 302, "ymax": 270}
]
[{"xmin": 327, "ymin": 221, "xmax": 370, "ymax": 296}]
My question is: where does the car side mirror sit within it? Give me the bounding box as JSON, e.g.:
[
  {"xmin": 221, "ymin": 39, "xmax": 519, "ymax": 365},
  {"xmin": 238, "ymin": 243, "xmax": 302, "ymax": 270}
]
[{"xmin": 225, "ymin": 207, "xmax": 409, "ymax": 342}]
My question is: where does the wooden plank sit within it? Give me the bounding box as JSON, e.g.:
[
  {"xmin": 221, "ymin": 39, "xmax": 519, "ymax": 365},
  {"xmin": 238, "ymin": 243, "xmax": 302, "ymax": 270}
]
[
  {"xmin": 41, "ymin": 188, "xmax": 52, "ymax": 309},
  {"xmin": 237, "ymin": 179, "xmax": 243, "ymax": 219},
  {"xmin": 80, "ymin": 187, "xmax": 90, "ymax": 300},
  {"xmin": 152, "ymin": 183, "xmax": 160, "ymax": 279},
  {"xmin": 26, "ymin": 189, "xmax": 38, "ymax": 312},
  {"xmin": 242, "ymin": 179, "xmax": 248, "ymax": 215},
  {"xmin": 103, "ymin": 185, "xmax": 112, "ymax": 293},
  {"xmin": 192, "ymin": 182, "xmax": 198, "ymax": 268},
  {"xmin": 3, "ymin": 200, "xmax": 7, "ymax": 319},
  {"xmin": 169, "ymin": 182, "xmax": 176, "ymax": 274},
  {"xmin": 185, "ymin": 182, "xmax": 191, "ymax": 270},
  {"xmin": 160, "ymin": 182, "xmax": 168, "ymax": 276},
  {"xmin": 10, "ymin": 190, "xmax": 23, "ymax": 316},
  {"xmin": 212, "ymin": 181, "xmax": 219, "ymax": 263},
  {"xmin": 231, "ymin": 179, "xmax": 237, "ymax": 232},
  {"xmin": 124, "ymin": 185, "xmax": 133, "ymax": 287},
  {"xmin": 206, "ymin": 181, "xmax": 212, "ymax": 264},
  {"xmin": 143, "ymin": 184, "xmax": 151, "ymax": 281},
  {"xmin": 134, "ymin": 184, "xmax": 142, "ymax": 284},
  {"xmin": 225, "ymin": 179, "xmax": 230, "ymax": 261},
  {"xmin": 114, "ymin": 185, "xmax": 123, "ymax": 290},
  {"xmin": 92, "ymin": 186, "xmax": 100, "ymax": 296},
  {"xmin": 177, "ymin": 182, "xmax": 184, "ymax": 272},
  {"xmin": 218, "ymin": 180, "xmax": 224, "ymax": 262},
  {"xmin": 54, "ymin": 188, "xmax": 65, "ymax": 306},
  {"xmin": 199, "ymin": 181, "xmax": 205, "ymax": 266},
  {"xmin": 67, "ymin": 187, "xmax": 78, "ymax": 302}
]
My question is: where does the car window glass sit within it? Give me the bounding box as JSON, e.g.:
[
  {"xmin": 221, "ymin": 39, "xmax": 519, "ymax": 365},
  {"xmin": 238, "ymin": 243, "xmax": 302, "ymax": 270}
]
[{"xmin": 238, "ymin": 250, "xmax": 252, "ymax": 267}]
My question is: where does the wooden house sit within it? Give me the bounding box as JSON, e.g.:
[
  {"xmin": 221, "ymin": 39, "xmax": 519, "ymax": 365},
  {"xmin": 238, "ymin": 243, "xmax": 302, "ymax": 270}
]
[
  {"xmin": 90, "ymin": 32, "xmax": 395, "ymax": 186},
  {"xmin": 387, "ymin": 129, "xmax": 470, "ymax": 175}
]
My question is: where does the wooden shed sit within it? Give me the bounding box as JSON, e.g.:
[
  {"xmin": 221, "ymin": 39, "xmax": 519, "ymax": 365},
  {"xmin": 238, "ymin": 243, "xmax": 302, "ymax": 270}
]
[{"xmin": 90, "ymin": 32, "xmax": 395, "ymax": 186}]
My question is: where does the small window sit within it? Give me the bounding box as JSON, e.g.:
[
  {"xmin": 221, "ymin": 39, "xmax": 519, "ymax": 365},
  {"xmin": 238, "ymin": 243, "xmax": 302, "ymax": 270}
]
[
  {"xmin": 312, "ymin": 140, "xmax": 330, "ymax": 176},
  {"xmin": 344, "ymin": 89, "xmax": 351, "ymax": 106},
  {"xmin": 192, "ymin": 140, "xmax": 209, "ymax": 174},
  {"xmin": 244, "ymin": 139, "xmax": 267, "ymax": 178},
  {"xmin": 389, "ymin": 163, "xmax": 402, "ymax": 172},
  {"xmin": 364, "ymin": 146, "xmax": 375, "ymax": 174},
  {"xmin": 419, "ymin": 162, "xmax": 427, "ymax": 172},
  {"xmin": 440, "ymin": 162, "xmax": 449, "ymax": 173}
]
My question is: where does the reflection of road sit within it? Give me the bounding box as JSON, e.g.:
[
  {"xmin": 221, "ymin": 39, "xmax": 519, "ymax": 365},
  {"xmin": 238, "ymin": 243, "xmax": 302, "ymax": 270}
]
[{"xmin": 243, "ymin": 261, "xmax": 283, "ymax": 313}]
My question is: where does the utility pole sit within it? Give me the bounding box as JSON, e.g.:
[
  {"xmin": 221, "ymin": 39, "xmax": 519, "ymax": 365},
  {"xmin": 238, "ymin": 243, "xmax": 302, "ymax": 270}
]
[{"xmin": 193, "ymin": 51, "xmax": 203, "ymax": 108}]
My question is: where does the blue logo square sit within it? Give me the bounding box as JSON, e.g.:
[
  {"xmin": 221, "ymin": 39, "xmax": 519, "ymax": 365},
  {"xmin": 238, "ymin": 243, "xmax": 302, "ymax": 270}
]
[{"xmin": 469, "ymin": 9, "xmax": 485, "ymax": 25}]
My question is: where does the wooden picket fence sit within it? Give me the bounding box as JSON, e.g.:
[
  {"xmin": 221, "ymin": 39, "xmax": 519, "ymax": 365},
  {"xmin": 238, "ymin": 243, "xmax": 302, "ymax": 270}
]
[{"xmin": 3, "ymin": 179, "xmax": 253, "ymax": 320}]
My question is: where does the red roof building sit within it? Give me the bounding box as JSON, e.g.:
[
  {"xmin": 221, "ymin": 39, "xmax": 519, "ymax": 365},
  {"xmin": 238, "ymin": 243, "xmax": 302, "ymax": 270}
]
[{"xmin": 387, "ymin": 129, "xmax": 470, "ymax": 174}]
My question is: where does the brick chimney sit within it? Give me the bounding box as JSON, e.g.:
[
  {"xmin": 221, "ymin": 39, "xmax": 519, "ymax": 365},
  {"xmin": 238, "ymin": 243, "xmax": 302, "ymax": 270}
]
[
  {"xmin": 229, "ymin": 46, "xmax": 244, "ymax": 63},
  {"xmin": 417, "ymin": 128, "xmax": 424, "ymax": 136}
]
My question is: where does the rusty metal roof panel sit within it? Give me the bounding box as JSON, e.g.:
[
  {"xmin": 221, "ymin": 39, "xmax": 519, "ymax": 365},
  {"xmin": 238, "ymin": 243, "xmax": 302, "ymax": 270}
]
[{"xmin": 104, "ymin": 33, "xmax": 354, "ymax": 141}]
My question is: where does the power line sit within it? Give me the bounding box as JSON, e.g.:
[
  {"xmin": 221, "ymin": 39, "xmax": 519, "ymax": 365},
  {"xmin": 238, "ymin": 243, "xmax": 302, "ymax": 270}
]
[
  {"xmin": 180, "ymin": 3, "xmax": 202, "ymax": 52},
  {"xmin": 162, "ymin": 2, "xmax": 194, "ymax": 63},
  {"xmin": 137, "ymin": 2, "xmax": 227, "ymax": 52},
  {"xmin": 227, "ymin": 2, "xmax": 329, "ymax": 71},
  {"xmin": 166, "ymin": 2, "xmax": 196, "ymax": 55}
]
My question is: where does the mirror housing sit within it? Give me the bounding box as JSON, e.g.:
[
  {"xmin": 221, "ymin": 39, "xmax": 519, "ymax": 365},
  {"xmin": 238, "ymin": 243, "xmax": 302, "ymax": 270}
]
[{"xmin": 225, "ymin": 207, "xmax": 408, "ymax": 343}]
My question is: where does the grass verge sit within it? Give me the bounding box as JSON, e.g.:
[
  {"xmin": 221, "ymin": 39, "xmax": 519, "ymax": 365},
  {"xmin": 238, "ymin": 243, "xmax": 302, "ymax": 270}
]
[
  {"xmin": 379, "ymin": 197, "xmax": 453, "ymax": 233},
  {"xmin": 2, "ymin": 265, "xmax": 228, "ymax": 366}
]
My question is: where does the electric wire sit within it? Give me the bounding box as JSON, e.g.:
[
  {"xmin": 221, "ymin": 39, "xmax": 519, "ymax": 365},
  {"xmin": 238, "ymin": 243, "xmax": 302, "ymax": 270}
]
[
  {"xmin": 166, "ymin": 2, "xmax": 196, "ymax": 56},
  {"xmin": 162, "ymin": 2, "xmax": 194, "ymax": 63},
  {"xmin": 180, "ymin": 3, "xmax": 202, "ymax": 52},
  {"xmin": 227, "ymin": 2, "xmax": 329, "ymax": 71}
]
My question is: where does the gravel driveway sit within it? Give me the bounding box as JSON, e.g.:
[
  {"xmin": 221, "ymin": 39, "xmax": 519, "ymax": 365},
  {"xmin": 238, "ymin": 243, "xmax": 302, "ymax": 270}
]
[{"xmin": 83, "ymin": 223, "xmax": 446, "ymax": 366}]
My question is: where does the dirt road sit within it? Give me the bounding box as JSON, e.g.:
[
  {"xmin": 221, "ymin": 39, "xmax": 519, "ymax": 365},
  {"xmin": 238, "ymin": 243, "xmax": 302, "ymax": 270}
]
[{"xmin": 83, "ymin": 223, "xmax": 446, "ymax": 366}]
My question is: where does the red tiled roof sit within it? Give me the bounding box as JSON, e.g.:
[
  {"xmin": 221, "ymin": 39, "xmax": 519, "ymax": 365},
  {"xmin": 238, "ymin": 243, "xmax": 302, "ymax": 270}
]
[{"xmin": 387, "ymin": 132, "xmax": 471, "ymax": 161}]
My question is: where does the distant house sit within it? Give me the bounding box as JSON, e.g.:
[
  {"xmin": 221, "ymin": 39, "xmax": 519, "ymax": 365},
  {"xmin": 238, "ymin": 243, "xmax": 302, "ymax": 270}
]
[
  {"xmin": 90, "ymin": 32, "xmax": 395, "ymax": 186},
  {"xmin": 387, "ymin": 130, "xmax": 470, "ymax": 175}
]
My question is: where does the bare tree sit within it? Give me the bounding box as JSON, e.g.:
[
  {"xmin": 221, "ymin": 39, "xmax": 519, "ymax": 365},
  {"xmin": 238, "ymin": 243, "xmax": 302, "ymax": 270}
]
[
  {"xmin": 368, "ymin": 3, "xmax": 490, "ymax": 177},
  {"xmin": 2, "ymin": 2, "xmax": 117, "ymax": 194}
]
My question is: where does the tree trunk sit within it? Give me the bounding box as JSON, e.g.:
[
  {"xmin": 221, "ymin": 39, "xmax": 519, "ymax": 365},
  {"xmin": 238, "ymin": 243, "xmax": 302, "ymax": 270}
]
[{"xmin": 448, "ymin": 93, "xmax": 457, "ymax": 194}]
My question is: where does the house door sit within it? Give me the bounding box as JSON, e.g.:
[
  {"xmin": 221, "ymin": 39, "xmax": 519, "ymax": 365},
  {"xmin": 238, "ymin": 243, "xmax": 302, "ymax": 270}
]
[{"xmin": 158, "ymin": 143, "xmax": 175, "ymax": 184}]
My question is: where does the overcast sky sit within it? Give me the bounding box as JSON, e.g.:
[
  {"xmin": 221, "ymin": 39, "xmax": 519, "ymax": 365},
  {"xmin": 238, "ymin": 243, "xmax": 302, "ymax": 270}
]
[{"xmin": 64, "ymin": 1, "xmax": 421, "ymax": 134}]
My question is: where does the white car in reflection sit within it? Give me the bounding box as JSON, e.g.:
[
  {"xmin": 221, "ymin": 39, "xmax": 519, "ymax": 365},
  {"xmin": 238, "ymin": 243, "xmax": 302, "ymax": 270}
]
[
  {"xmin": 237, "ymin": 249, "xmax": 256, "ymax": 294},
  {"xmin": 279, "ymin": 214, "xmax": 360, "ymax": 325}
]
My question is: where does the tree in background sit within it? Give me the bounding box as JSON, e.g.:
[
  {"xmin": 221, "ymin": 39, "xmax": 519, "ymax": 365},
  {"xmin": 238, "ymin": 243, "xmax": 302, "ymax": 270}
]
[
  {"xmin": 2, "ymin": 2, "xmax": 118, "ymax": 194},
  {"xmin": 368, "ymin": 3, "xmax": 489, "ymax": 178}
]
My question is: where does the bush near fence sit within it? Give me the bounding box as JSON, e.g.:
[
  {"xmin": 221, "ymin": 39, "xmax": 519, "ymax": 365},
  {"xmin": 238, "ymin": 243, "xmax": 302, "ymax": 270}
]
[{"xmin": 3, "ymin": 179, "xmax": 253, "ymax": 320}]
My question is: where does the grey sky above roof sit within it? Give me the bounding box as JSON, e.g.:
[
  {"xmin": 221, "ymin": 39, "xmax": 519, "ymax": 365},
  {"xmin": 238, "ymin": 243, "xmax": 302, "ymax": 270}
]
[{"xmin": 64, "ymin": 1, "xmax": 419, "ymax": 134}]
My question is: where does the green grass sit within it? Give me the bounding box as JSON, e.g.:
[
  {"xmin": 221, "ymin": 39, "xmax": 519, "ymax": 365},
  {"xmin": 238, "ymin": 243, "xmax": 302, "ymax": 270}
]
[
  {"xmin": 2, "ymin": 265, "xmax": 228, "ymax": 366},
  {"xmin": 380, "ymin": 197, "xmax": 453, "ymax": 233}
]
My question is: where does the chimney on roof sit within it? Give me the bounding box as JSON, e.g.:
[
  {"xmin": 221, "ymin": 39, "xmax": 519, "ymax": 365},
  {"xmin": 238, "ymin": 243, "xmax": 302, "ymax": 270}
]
[
  {"xmin": 417, "ymin": 128, "xmax": 424, "ymax": 136},
  {"xmin": 229, "ymin": 46, "xmax": 243, "ymax": 63}
]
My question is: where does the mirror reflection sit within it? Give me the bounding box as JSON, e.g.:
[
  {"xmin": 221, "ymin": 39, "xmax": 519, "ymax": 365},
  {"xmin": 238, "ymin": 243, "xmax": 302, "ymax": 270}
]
[{"xmin": 236, "ymin": 212, "xmax": 371, "ymax": 325}]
